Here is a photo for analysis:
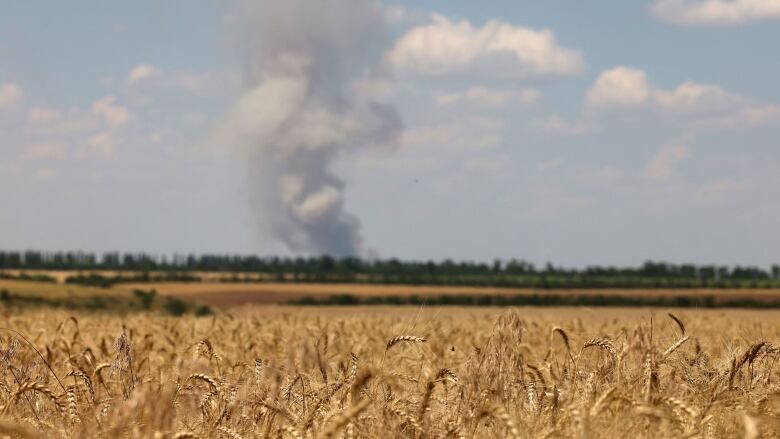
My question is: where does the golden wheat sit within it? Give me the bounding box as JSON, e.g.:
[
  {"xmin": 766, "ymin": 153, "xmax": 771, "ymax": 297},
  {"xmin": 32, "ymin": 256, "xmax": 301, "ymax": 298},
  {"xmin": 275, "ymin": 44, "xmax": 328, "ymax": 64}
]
[{"xmin": 0, "ymin": 307, "xmax": 775, "ymax": 437}]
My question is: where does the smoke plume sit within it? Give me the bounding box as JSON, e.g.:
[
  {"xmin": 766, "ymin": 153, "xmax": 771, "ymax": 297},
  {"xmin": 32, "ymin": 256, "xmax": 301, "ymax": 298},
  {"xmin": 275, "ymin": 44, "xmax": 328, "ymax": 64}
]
[{"xmin": 219, "ymin": 0, "xmax": 401, "ymax": 256}]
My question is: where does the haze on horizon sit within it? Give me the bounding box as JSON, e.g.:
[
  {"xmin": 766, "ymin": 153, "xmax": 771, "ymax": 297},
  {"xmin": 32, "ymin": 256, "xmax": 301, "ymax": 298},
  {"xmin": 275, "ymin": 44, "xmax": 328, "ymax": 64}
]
[{"xmin": 2, "ymin": 0, "xmax": 780, "ymax": 268}]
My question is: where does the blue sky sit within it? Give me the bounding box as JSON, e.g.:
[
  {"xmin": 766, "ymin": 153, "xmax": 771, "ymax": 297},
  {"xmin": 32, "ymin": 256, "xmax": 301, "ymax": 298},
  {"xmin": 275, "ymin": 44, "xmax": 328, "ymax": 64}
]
[{"xmin": 1, "ymin": 1, "xmax": 780, "ymax": 267}]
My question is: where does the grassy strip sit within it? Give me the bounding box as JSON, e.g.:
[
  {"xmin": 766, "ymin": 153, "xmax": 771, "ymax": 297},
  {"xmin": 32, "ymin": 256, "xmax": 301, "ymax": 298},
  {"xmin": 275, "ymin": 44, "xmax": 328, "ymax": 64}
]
[
  {"xmin": 0, "ymin": 288, "xmax": 212, "ymax": 316},
  {"xmin": 65, "ymin": 272, "xmax": 200, "ymax": 288},
  {"xmin": 275, "ymin": 274, "xmax": 780, "ymax": 289},
  {"xmin": 58, "ymin": 271, "xmax": 780, "ymax": 289},
  {"xmin": 0, "ymin": 272, "xmax": 57, "ymax": 283},
  {"xmin": 288, "ymin": 293, "xmax": 780, "ymax": 308}
]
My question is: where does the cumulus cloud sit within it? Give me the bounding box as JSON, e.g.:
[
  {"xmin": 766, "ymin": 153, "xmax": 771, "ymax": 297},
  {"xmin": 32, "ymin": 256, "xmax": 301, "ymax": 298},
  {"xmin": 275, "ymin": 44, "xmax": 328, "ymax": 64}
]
[
  {"xmin": 91, "ymin": 96, "xmax": 131, "ymax": 127},
  {"xmin": 125, "ymin": 64, "xmax": 240, "ymax": 97},
  {"xmin": 519, "ymin": 89, "xmax": 542, "ymax": 105},
  {"xmin": 576, "ymin": 66, "xmax": 779, "ymax": 183},
  {"xmin": 532, "ymin": 114, "xmax": 597, "ymax": 137},
  {"xmin": 387, "ymin": 14, "xmax": 584, "ymax": 78},
  {"xmin": 352, "ymin": 77, "xmax": 399, "ymax": 100},
  {"xmin": 20, "ymin": 95, "xmax": 133, "ymax": 162},
  {"xmin": 27, "ymin": 107, "xmax": 63, "ymax": 125},
  {"xmin": 585, "ymin": 67, "xmax": 652, "ymax": 109},
  {"xmin": 655, "ymin": 81, "xmax": 744, "ymax": 113},
  {"xmin": 0, "ymin": 82, "xmax": 24, "ymax": 110},
  {"xmin": 127, "ymin": 64, "xmax": 161, "ymax": 85},
  {"xmin": 653, "ymin": 0, "xmax": 780, "ymax": 25},
  {"xmin": 384, "ymin": 4, "xmax": 429, "ymax": 26},
  {"xmin": 585, "ymin": 66, "xmax": 743, "ymax": 114},
  {"xmin": 646, "ymin": 142, "xmax": 691, "ymax": 180},
  {"xmin": 690, "ymin": 104, "xmax": 780, "ymax": 130},
  {"xmin": 86, "ymin": 131, "xmax": 116, "ymax": 158},
  {"xmin": 434, "ymin": 87, "xmax": 520, "ymax": 107},
  {"xmin": 402, "ymin": 116, "xmax": 505, "ymax": 151},
  {"xmin": 29, "ymin": 107, "xmax": 99, "ymax": 137}
]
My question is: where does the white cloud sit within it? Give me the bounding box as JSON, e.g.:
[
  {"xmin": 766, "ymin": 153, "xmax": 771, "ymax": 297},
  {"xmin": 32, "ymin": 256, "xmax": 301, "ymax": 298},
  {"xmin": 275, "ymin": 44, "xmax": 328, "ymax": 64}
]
[
  {"xmin": 580, "ymin": 68, "xmax": 779, "ymax": 183},
  {"xmin": 518, "ymin": 88, "xmax": 541, "ymax": 105},
  {"xmin": 384, "ymin": 5, "xmax": 429, "ymax": 26},
  {"xmin": 646, "ymin": 142, "xmax": 691, "ymax": 180},
  {"xmin": 585, "ymin": 67, "xmax": 652, "ymax": 109},
  {"xmin": 353, "ymin": 77, "xmax": 399, "ymax": 100},
  {"xmin": 387, "ymin": 14, "xmax": 584, "ymax": 78},
  {"xmin": 691, "ymin": 104, "xmax": 780, "ymax": 129},
  {"xmin": 31, "ymin": 107, "xmax": 99, "ymax": 136},
  {"xmin": 581, "ymin": 68, "xmax": 772, "ymax": 182},
  {"xmin": 655, "ymin": 81, "xmax": 743, "ymax": 113},
  {"xmin": 124, "ymin": 67, "xmax": 240, "ymax": 97},
  {"xmin": 86, "ymin": 131, "xmax": 115, "ymax": 158},
  {"xmin": 127, "ymin": 64, "xmax": 161, "ymax": 85},
  {"xmin": 0, "ymin": 82, "xmax": 24, "ymax": 110},
  {"xmin": 585, "ymin": 66, "xmax": 743, "ymax": 114},
  {"xmin": 402, "ymin": 116, "xmax": 505, "ymax": 151},
  {"xmin": 532, "ymin": 114, "xmax": 597, "ymax": 137},
  {"xmin": 20, "ymin": 96, "xmax": 133, "ymax": 162},
  {"xmin": 653, "ymin": 0, "xmax": 780, "ymax": 25},
  {"xmin": 435, "ymin": 86, "xmax": 510, "ymax": 107},
  {"xmin": 91, "ymin": 95, "xmax": 131, "ymax": 127},
  {"xmin": 435, "ymin": 86, "xmax": 540, "ymax": 108},
  {"xmin": 27, "ymin": 107, "xmax": 63, "ymax": 125}
]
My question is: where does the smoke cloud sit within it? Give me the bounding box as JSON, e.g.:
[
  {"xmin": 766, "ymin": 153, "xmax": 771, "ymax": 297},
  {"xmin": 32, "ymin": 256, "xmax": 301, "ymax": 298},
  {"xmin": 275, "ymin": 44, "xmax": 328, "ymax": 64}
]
[{"xmin": 218, "ymin": 0, "xmax": 401, "ymax": 256}]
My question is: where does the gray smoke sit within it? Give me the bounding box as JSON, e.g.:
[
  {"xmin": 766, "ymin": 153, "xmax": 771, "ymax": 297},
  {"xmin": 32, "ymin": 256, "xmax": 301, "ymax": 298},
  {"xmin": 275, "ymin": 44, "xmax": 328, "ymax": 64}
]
[{"xmin": 219, "ymin": 0, "xmax": 401, "ymax": 256}]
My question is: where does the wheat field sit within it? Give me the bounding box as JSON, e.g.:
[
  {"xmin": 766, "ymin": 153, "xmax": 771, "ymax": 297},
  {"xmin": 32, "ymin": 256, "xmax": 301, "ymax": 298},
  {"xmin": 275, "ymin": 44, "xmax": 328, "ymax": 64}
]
[{"xmin": 0, "ymin": 306, "xmax": 777, "ymax": 438}]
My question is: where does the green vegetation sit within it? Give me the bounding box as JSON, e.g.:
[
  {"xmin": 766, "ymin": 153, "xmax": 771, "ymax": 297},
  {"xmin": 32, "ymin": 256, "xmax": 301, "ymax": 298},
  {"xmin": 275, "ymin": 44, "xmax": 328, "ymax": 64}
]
[
  {"xmin": 289, "ymin": 293, "xmax": 780, "ymax": 308},
  {"xmin": 65, "ymin": 272, "xmax": 199, "ymax": 288},
  {"xmin": 0, "ymin": 271, "xmax": 56, "ymax": 283},
  {"xmin": 194, "ymin": 304, "xmax": 214, "ymax": 316},
  {"xmin": 3, "ymin": 250, "xmax": 780, "ymax": 289},
  {"xmin": 163, "ymin": 297, "xmax": 189, "ymax": 316},
  {"xmin": 133, "ymin": 288, "xmax": 157, "ymax": 309},
  {"xmin": 0, "ymin": 283, "xmax": 207, "ymax": 316}
]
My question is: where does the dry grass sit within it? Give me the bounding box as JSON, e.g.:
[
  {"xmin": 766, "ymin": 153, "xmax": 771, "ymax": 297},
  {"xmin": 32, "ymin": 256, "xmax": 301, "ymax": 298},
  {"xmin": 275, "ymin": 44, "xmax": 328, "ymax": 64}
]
[{"xmin": 0, "ymin": 306, "xmax": 777, "ymax": 438}]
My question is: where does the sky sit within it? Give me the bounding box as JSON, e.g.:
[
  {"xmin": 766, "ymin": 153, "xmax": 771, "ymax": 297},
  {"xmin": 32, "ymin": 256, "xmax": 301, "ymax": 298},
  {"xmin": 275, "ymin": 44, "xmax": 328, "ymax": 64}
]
[{"xmin": 1, "ymin": 0, "xmax": 780, "ymax": 267}]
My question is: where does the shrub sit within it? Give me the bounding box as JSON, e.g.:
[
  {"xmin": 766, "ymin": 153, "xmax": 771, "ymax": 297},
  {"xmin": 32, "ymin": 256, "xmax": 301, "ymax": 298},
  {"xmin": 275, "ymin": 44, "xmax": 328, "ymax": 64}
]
[
  {"xmin": 194, "ymin": 304, "xmax": 213, "ymax": 317},
  {"xmin": 163, "ymin": 297, "xmax": 188, "ymax": 316},
  {"xmin": 133, "ymin": 289, "xmax": 157, "ymax": 309}
]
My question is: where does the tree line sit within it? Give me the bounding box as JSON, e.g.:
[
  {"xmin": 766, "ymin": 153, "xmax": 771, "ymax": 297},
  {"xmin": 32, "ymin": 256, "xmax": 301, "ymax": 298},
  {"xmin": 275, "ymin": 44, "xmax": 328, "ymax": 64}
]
[{"xmin": 1, "ymin": 250, "xmax": 780, "ymax": 288}]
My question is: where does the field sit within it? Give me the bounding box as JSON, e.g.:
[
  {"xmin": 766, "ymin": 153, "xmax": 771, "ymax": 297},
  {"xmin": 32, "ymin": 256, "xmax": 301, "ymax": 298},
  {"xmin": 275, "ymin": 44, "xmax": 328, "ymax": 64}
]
[
  {"xmin": 0, "ymin": 280, "xmax": 209, "ymax": 316},
  {"xmin": 4, "ymin": 268, "xmax": 780, "ymax": 308},
  {"xmin": 114, "ymin": 282, "xmax": 780, "ymax": 306},
  {"xmin": 0, "ymin": 305, "xmax": 777, "ymax": 438}
]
